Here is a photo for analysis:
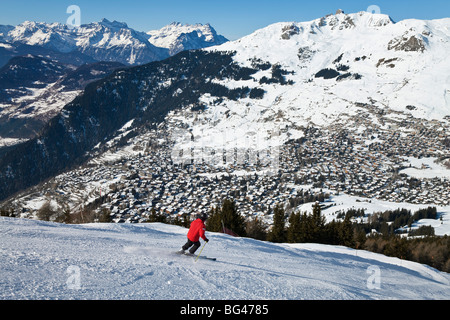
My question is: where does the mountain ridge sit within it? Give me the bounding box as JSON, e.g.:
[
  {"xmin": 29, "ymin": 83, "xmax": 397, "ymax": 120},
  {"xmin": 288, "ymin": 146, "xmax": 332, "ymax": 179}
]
[
  {"xmin": 0, "ymin": 19, "xmax": 229, "ymax": 67},
  {"xmin": 147, "ymin": 22, "xmax": 228, "ymax": 55}
]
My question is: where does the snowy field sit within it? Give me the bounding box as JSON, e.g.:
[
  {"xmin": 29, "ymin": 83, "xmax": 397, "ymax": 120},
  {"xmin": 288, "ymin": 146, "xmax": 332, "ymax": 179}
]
[
  {"xmin": 1, "ymin": 217, "xmax": 449, "ymax": 300},
  {"xmin": 298, "ymin": 193, "xmax": 450, "ymax": 236},
  {"xmin": 400, "ymin": 157, "xmax": 450, "ymax": 180}
]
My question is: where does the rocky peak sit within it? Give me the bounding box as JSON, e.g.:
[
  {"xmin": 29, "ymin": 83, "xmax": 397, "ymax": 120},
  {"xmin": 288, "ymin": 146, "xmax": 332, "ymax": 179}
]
[
  {"xmin": 147, "ymin": 22, "xmax": 228, "ymax": 55},
  {"xmin": 98, "ymin": 18, "xmax": 129, "ymax": 30}
]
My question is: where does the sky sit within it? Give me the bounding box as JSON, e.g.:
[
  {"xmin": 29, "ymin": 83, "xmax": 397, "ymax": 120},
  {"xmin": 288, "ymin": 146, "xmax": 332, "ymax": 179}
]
[{"xmin": 0, "ymin": 0, "xmax": 449, "ymax": 40}]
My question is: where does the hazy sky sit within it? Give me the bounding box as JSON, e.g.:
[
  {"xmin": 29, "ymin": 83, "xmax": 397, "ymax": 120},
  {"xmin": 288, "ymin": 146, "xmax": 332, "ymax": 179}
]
[{"xmin": 1, "ymin": 0, "xmax": 449, "ymax": 40}]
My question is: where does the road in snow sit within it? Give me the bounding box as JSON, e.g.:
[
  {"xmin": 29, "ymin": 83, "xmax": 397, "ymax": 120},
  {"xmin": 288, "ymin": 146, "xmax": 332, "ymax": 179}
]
[{"xmin": 1, "ymin": 217, "xmax": 449, "ymax": 300}]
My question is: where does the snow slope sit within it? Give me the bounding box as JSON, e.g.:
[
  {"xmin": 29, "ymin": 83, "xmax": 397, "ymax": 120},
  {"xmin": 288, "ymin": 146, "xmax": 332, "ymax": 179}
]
[
  {"xmin": 213, "ymin": 11, "xmax": 450, "ymax": 122},
  {"xmin": 1, "ymin": 217, "xmax": 448, "ymax": 300}
]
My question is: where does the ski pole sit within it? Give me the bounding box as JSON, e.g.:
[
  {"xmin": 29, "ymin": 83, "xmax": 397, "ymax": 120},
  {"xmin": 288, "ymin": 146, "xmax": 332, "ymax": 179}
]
[{"xmin": 195, "ymin": 242, "xmax": 207, "ymax": 263}]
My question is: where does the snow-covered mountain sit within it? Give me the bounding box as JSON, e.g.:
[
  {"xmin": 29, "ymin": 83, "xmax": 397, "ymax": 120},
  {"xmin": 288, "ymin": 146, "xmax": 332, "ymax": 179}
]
[
  {"xmin": 0, "ymin": 19, "xmax": 229, "ymax": 67},
  {"xmin": 0, "ymin": 19, "xmax": 165, "ymax": 65},
  {"xmin": 167, "ymin": 11, "xmax": 450, "ymax": 158},
  {"xmin": 147, "ymin": 22, "xmax": 228, "ymax": 56},
  {"xmin": 1, "ymin": 217, "xmax": 449, "ymax": 300}
]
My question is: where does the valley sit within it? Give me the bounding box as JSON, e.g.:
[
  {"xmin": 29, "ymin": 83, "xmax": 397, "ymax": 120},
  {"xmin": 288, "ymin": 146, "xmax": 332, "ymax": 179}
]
[
  {"xmin": 0, "ymin": 11, "xmax": 449, "ymax": 237},
  {"xmin": 3, "ymin": 102, "xmax": 448, "ymax": 231}
]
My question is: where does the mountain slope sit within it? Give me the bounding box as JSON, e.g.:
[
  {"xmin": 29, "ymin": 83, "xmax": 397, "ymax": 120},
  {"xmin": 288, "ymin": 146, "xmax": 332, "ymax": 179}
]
[
  {"xmin": 182, "ymin": 11, "xmax": 450, "ymax": 154},
  {"xmin": 148, "ymin": 12, "xmax": 449, "ymax": 181},
  {"xmin": 0, "ymin": 50, "xmax": 260, "ymax": 201},
  {"xmin": 1, "ymin": 217, "xmax": 448, "ymax": 300},
  {"xmin": 0, "ymin": 55, "xmax": 123, "ymax": 144}
]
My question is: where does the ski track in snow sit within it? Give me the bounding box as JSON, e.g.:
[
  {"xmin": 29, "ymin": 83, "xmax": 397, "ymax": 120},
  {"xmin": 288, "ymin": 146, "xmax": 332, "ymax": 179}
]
[{"xmin": 1, "ymin": 217, "xmax": 449, "ymax": 300}]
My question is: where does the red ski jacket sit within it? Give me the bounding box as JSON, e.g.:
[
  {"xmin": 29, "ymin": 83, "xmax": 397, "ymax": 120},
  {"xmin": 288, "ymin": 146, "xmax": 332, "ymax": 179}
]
[{"xmin": 187, "ymin": 218, "xmax": 207, "ymax": 242}]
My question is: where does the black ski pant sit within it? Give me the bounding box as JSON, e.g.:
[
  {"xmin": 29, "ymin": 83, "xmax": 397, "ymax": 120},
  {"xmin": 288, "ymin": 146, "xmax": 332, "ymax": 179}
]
[{"xmin": 182, "ymin": 238, "xmax": 201, "ymax": 254}]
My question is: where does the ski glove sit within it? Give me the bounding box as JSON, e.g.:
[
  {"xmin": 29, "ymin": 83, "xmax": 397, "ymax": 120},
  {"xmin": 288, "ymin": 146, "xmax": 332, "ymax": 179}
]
[{"xmin": 204, "ymin": 238, "xmax": 209, "ymax": 243}]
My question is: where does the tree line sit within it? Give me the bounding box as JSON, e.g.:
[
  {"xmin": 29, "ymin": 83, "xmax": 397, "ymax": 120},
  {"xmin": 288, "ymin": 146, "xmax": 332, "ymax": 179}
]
[{"xmin": 203, "ymin": 199, "xmax": 449, "ymax": 273}]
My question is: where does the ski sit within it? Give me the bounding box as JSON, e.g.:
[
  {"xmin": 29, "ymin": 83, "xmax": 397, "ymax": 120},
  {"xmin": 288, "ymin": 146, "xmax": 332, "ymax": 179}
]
[
  {"xmin": 174, "ymin": 251, "xmax": 216, "ymax": 261},
  {"xmin": 196, "ymin": 256, "xmax": 217, "ymax": 261}
]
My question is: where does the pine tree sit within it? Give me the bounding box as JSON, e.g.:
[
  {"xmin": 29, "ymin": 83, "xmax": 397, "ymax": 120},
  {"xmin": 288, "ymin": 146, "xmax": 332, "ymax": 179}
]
[
  {"xmin": 339, "ymin": 215, "xmax": 355, "ymax": 247},
  {"xmin": 206, "ymin": 199, "xmax": 246, "ymax": 236},
  {"xmin": 246, "ymin": 217, "xmax": 267, "ymax": 241},
  {"xmin": 206, "ymin": 206, "xmax": 222, "ymax": 232},
  {"xmin": 298, "ymin": 212, "xmax": 311, "ymax": 242},
  {"xmin": 323, "ymin": 220, "xmax": 340, "ymax": 245},
  {"xmin": 267, "ymin": 204, "xmax": 286, "ymax": 243},
  {"xmin": 354, "ymin": 228, "xmax": 367, "ymax": 249},
  {"xmin": 287, "ymin": 212, "xmax": 301, "ymax": 243},
  {"xmin": 221, "ymin": 199, "xmax": 246, "ymax": 237},
  {"xmin": 310, "ymin": 202, "xmax": 325, "ymax": 243}
]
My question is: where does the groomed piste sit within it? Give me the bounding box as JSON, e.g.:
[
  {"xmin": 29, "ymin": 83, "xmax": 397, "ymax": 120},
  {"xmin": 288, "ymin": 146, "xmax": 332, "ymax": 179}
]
[{"xmin": 1, "ymin": 217, "xmax": 449, "ymax": 300}]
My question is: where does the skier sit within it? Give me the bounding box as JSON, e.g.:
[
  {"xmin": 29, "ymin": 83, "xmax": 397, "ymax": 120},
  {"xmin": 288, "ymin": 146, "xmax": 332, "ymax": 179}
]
[{"xmin": 179, "ymin": 213, "xmax": 209, "ymax": 255}]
